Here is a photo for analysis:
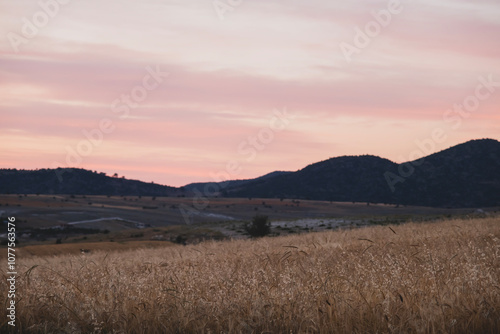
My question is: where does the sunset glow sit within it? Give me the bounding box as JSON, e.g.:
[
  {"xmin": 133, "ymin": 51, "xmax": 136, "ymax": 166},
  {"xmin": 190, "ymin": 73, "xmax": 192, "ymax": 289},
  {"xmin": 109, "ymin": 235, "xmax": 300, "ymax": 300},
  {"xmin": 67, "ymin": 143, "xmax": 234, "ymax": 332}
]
[{"xmin": 1, "ymin": 0, "xmax": 499, "ymax": 186}]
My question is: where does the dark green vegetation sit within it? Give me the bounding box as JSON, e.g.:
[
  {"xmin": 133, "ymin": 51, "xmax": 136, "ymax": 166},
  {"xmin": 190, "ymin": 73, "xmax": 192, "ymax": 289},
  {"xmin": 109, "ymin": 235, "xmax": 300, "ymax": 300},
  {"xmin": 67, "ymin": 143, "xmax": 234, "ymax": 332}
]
[{"xmin": 245, "ymin": 215, "xmax": 271, "ymax": 237}]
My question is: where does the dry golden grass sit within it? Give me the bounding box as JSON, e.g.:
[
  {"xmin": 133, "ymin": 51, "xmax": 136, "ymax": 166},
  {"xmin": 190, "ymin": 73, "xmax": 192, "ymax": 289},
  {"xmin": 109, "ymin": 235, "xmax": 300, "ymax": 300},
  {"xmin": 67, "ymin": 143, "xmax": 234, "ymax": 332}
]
[
  {"xmin": 13, "ymin": 241, "xmax": 175, "ymax": 258},
  {"xmin": 1, "ymin": 217, "xmax": 499, "ymax": 333}
]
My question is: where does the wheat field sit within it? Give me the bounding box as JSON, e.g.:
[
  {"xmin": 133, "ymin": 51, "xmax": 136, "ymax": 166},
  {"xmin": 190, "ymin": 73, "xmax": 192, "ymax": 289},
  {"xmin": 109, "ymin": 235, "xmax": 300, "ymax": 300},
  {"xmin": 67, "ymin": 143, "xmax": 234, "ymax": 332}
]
[{"xmin": 1, "ymin": 217, "xmax": 499, "ymax": 333}]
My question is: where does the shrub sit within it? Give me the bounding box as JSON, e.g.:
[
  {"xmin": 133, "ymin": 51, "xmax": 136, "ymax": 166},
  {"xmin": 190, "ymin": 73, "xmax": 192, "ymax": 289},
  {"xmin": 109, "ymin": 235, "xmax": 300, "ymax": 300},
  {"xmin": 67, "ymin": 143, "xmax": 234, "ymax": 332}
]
[
  {"xmin": 245, "ymin": 215, "xmax": 271, "ymax": 238},
  {"xmin": 175, "ymin": 234, "xmax": 187, "ymax": 245}
]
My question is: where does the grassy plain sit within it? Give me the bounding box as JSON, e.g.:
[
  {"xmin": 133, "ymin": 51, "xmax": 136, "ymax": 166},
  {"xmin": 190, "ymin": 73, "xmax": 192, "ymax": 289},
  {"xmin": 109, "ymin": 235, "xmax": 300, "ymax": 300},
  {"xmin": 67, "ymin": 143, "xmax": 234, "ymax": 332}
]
[
  {"xmin": 0, "ymin": 194, "xmax": 481, "ymax": 230},
  {"xmin": 14, "ymin": 241, "xmax": 175, "ymax": 258},
  {"xmin": 1, "ymin": 194, "xmax": 492, "ymax": 252},
  {"xmin": 1, "ymin": 216, "xmax": 499, "ymax": 333}
]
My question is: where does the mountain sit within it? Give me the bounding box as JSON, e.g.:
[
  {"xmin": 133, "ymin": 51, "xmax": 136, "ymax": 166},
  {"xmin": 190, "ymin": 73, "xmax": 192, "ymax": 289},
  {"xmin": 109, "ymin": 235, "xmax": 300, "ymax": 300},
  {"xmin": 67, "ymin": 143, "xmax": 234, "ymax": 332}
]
[
  {"xmin": 222, "ymin": 139, "xmax": 500, "ymax": 208},
  {"xmin": 1, "ymin": 139, "xmax": 499, "ymax": 207},
  {"xmin": 389, "ymin": 138, "xmax": 500, "ymax": 207},
  {"xmin": 0, "ymin": 168, "xmax": 180, "ymax": 197},
  {"xmin": 183, "ymin": 171, "xmax": 292, "ymax": 194},
  {"xmin": 224, "ymin": 155, "xmax": 397, "ymax": 201}
]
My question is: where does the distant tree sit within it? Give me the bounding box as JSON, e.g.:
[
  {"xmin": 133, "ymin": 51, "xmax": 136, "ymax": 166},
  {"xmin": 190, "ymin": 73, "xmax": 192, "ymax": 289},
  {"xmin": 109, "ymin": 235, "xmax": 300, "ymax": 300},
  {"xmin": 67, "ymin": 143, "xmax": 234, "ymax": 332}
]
[
  {"xmin": 245, "ymin": 215, "xmax": 271, "ymax": 238},
  {"xmin": 175, "ymin": 235, "xmax": 187, "ymax": 245},
  {"xmin": 112, "ymin": 173, "xmax": 118, "ymax": 178}
]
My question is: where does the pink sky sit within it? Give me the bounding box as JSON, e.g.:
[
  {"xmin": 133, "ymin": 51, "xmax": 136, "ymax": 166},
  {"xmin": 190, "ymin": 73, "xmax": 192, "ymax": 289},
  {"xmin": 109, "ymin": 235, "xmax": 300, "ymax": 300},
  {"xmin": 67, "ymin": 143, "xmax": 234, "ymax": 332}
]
[{"xmin": 1, "ymin": 0, "xmax": 500, "ymax": 187}]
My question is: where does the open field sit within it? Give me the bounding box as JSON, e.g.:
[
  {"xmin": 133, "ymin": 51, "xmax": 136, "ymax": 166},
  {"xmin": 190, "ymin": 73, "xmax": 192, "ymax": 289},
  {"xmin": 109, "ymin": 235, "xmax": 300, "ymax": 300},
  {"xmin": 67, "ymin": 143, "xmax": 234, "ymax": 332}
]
[
  {"xmin": 0, "ymin": 225, "xmax": 226, "ymax": 259},
  {"xmin": 1, "ymin": 194, "xmax": 492, "ymax": 229},
  {"xmin": 1, "ymin": 216, "xmax": 499, "ymax": 333},
  {"xmin": 14, "ymin": 241, "xmax": 176, "ymax": 258},
  {"xmin": 2, "ymin": 194, "xmax": 497, "ymax": 249}
]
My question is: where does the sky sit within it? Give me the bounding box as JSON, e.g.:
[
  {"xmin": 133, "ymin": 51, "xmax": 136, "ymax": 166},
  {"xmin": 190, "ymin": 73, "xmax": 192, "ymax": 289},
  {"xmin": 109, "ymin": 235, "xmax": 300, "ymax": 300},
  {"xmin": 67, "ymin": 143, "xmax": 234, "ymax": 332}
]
[{"xmin": 1, "ymin": 0, "xmax": 499, "ymax": 187}]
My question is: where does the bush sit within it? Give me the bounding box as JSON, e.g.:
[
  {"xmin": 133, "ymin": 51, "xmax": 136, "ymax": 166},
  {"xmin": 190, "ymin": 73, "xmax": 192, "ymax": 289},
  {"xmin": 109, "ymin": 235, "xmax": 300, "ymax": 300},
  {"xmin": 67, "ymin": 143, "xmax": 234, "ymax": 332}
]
[
  {"xmin": 175, "ymin": 235, "xmax": 187, "ymax": 245},
  {"xmin": 245, "ymin": 215, "xmax": 271, "ymax": 238}
]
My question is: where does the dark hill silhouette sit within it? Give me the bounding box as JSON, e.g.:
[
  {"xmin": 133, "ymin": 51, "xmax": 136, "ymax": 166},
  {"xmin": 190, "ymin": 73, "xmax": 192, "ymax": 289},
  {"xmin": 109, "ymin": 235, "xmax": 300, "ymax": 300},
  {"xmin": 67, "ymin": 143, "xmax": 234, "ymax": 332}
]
[
  {"xmin": 1, "ymin": 139, "xmax": 499, "ymax": 207},
  {"xmin": 183, "ymin": 171, "xmax": 292, "ymax": 194},
  {"xmin": 225, "ymin": 155, "xmax": 396, "ymax": 202},
  {"xmin": 223, "ymin": 139, "xmax": 500, "ymax": 208},
  {"xmin": 0, "ymin": 168, "xmax": 180, "ymax": 197},
  {"xmin": 389, "ymin": 138, "xmax": 500, "ymax": 207}
]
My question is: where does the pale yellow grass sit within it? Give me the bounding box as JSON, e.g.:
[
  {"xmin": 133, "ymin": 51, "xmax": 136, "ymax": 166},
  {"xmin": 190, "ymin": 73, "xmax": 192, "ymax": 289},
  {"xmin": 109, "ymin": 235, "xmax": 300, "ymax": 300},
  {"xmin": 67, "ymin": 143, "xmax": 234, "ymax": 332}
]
[{"xmin": 1, "ymin": 217, "xmax": 499, "ymax": 333}]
